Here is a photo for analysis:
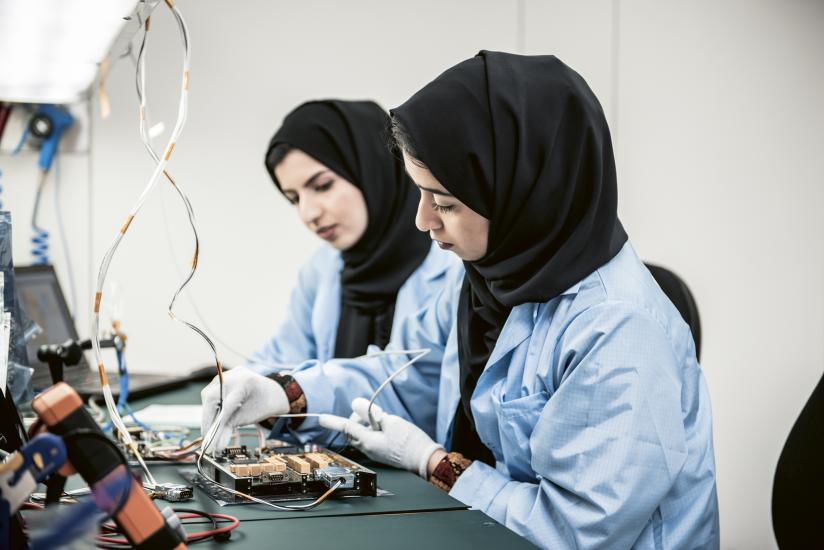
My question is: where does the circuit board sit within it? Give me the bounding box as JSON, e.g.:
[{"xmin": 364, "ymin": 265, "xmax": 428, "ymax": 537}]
[
  {"xmin": 117, "ymin": 425, "xmax": 198, "ymax": 463},
  {"xmin": 200, "ymin": 444, "xmax": 377, "ymax": 500}
]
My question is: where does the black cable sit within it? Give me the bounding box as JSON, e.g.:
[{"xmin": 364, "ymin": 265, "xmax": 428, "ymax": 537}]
[
  {"xmin": 44, "ymin": 474, "xmax": 67, "ymax": 506},
  {"xmin": 60, "ymin": 429, "xmax": 132, "ymax": 515},
  {"xmin": 327, "ymin": 427, "xmax": 347, "ymax": 453},
  {"xmin": 171, "ymin": 508, "xmax": 216, "ymax": 541},
  {"xmin": 60, "ymin": 429, "xmax": 129, "ymax": 468}
]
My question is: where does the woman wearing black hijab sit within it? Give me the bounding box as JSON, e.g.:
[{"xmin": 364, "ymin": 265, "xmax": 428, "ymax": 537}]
[
  {"xmin": 200, "ymin": 99, "xmax": 456, "ymax": 452},
  {"xmin": 318, "ymin": 53, "xmax": 719, "ymax": 549}
]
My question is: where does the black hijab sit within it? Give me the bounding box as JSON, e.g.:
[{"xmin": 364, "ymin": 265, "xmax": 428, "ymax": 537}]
[
  {"xmin": 391, "ymin": 52, "xmax": 627, "ymax": 463},
  {"xmin": 265, "ymin": 100, "xmax": 431, "ymax": 358}
]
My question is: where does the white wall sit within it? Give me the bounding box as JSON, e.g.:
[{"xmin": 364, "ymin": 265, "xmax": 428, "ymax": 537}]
[
  {"xmin": 1, "ymin": 1, "xmax": 822, "ymax": 548},
  {"xmin": 614, "ymin": 3, "xmax": 824, "ymax": 548}
]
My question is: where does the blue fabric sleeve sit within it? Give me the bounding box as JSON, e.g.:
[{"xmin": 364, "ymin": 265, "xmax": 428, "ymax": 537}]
[
  {"xmin": 291, "ymin": 265, "xmax": 463, "ymax": 446},
  {"xmin": 450, "ymin": 302, "xmax": 689, "ymax": 549}
]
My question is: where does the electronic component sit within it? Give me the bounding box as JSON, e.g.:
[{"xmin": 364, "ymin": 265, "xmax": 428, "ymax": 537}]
[
  {"xmin": 114, "ymin": 424, "xmax": 198, "ymax": 463},
  {"xmin": 222, "ymin": 446, "xmax": 247, "ymax": 458},
  {"xmin": 317, "ymin": 466, "xmax": 356, "ymax": 490},
  {"xmin": 200, "ymin": 445, "xmax": 377, "ymax": 501},
  {"xmin": 154, "ymin": 483, "xmax": 193, "ymax": 503},
  {"xmin": 31, "ymin": 382, "xmax": 187, "ymax": 549}
]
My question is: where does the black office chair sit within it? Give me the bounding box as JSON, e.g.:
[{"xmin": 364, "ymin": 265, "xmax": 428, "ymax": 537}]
[
  {"xmin": 772, "ymin": 371, "xmax": 824, "ymax": 548},
  {"xmin": 644, "ymin": 263, "xmax": 702, "ymax": 361}
]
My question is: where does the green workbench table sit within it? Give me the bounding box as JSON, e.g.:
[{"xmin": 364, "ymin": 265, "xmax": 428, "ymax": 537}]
[
  {"xmin": 119, "ymin": 381, "xmax": 534, "ymax": 547},
  {"xmin": 129, "ymin": 382, "xmax": 468, "ymax": 520},
  {"xmin": 196, "ymin": 509, "xmax": 536, "ymax": 549}
]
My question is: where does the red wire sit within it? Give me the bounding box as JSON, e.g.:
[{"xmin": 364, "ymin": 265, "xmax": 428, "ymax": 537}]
[
  {"xmin": 96, "ymin": 512, "xmax": 240, "ymax": 546},
  {"xmin": 185, "ymin": 513, "xmax": 240, "ymax": 541},
  {"xmin": 23, "ymin": 495, "xmax": 239, "ymax": 545}
]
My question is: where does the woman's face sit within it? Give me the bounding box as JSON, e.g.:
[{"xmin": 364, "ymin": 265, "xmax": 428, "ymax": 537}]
[
  {"xmin": 403, "ymin": 152, "xmax": 489, "ymax": 261},
  {"xmin": 276, "ymin": 148, "xmax": 368, "ymax": 251}
]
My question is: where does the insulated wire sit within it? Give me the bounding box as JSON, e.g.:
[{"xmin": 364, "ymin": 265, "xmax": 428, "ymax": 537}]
[
  {"xmin": 261, "ymin": 348, "xmax": 432, "ymax": 429},
  {"xmin": 133, "ymin": 4, "xmax": 225, "ymax": 420},
  {"xmin": 195, "ymin": 425, "xmax": 342, "ymax": 511},
  {"xmin": 89, "ymin": 0, "xmax": 197, "ymax": 489},
  {"xmin": 97, "ymin": 510, "xmax": 241, "ymax": 546},
  {"xmin": 157, "ymin": 187, "xmax": 288, "ymax": 371},
  {"xmin": 160, "ymin": 193, "xmax": 289, "ymax": 370},
  {"xmin": 193, "ymin": 351, "xmax": 430, "ymax": 509},
  {"xmin": 363, "ymin": 348, "xmax": 430, "ymax": 430},
  {"xmin": 133, "ymin": 10, "xmax": 222, "ymax": 377},
  {"xmin": 200, "ymin": 348, "xmax": 433, "ymax": 452},
  {"xmin": 255, "ymin": 348, "xmax": 430, "ymax": 448},
  {"xmin": 139, "ymin": 19, "xmax": 275, "ymax": 373}
]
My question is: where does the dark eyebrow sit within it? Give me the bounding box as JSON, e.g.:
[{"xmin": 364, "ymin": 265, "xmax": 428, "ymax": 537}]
[
  {"xmin": 415, "ymin": 183, "xmax": 453, "ymax": 197},
  {"xmin": 303, "ymin": 170, "xmax": 330, "ymax": 188},
  {"xmin": 281, "ymin": 170, "xmax": 330, "ymax": 196}
]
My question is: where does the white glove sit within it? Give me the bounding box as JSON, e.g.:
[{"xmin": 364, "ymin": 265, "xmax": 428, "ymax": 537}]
[
  {"xmin": 200, "ymin": 367, "xmax": 289, "ymax": 453},
  {"xmin": 318, "ymin": 397, "xmax": 443, "ymax": 478}
]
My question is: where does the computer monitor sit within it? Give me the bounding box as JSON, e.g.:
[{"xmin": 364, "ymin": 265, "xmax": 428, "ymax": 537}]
[
  {"xmin": 15, "ymin": 264, "xmax": 189, "ymax": 399},
  {"xmin": 14, "ymin": 265, "xmax": 84, "ymax": 384}
]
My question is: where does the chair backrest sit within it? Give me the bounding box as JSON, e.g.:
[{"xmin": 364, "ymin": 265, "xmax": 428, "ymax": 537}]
[
  {"xmin": 644, "ymin": 263, "xmax": 702, "ymax": 361},
  {"xmin": 772, "ymin": 371, "xmax": 824, "ymax": 548}
]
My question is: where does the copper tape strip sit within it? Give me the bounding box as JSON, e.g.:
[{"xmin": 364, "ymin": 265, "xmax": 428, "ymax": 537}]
[
  {"xmin": 98, "ymin": 364, "xmax": 109, "ymax": 386},
  {"xmin": 94, "ymin": 292, "xmax": 103, "ymax": 313},
  {"xmin": 164, "ymin": 142, "xmax": 175, "ymax": 160},
  {"xmin": 145, "ymin": 15, "xmax": 151, "ymax": 32},
  {"xmin": 183, "ymin": 70, "xmax": 189, "ymax": 91},
  {"xmin": 98, "ymin": 58, "xmax": 111, "ymax": 119},
  {"xmin": 120, "ymin": 215, "xmax": 134, "ymax": 235},
  {"xmin": 163, "ymin": 170, "xmax": 178, "ymax": 187}
]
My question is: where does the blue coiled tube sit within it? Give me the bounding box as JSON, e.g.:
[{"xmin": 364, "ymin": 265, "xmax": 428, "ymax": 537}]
[
  {"xmin": 30, "ymin": 169, "xmax": 49, "ymax": 265},
  {"xmin": 31, "ymin": 225, "xmax": 49, "ymax": 265}
]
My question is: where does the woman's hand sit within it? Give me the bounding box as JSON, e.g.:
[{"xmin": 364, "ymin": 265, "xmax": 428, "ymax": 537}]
[
  {"xmin": 200, "ymin": 368, "xmax": 289, "ymax": 453},
  {"xmin": 319, "ymin": 397, "xmax": 443, "ymax": 478}
]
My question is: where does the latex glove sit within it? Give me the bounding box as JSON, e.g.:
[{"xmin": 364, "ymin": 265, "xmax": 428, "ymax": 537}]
[
  {"xmin": 200, "ymin": 367, "xmax": 289, "ymax": 453},
  {"xmin": 318, "ymin": 397, "xmax": 443, "ymax": 478}
]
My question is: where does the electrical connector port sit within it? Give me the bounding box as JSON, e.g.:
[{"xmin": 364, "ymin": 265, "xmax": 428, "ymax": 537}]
[
  {"xmin": 155, "ymin": 482, "xmax": 193, "ymax": 502},
  {"xmin": 317, "ymin": 466, "xmax": 355, "ymax": 489}
]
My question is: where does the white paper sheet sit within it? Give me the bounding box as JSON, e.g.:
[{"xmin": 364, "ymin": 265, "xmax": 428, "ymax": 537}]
[{"xmin": 129, "ymin": 404, "xmax": 203, "ymax": 428}]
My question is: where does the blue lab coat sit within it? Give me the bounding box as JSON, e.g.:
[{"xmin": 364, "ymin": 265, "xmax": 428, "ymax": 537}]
[
  {"xmin": 291, "ymin": 242, "xmax": 719, "ymax": 549},
  {"xmin": 245, "ymin": 241, "xmax": 457, "ymax": 370}
]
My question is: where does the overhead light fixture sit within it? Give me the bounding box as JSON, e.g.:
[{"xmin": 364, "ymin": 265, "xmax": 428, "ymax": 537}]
[{"xmin": 0, "ymin": 0, "xmax": 145, "ymax": 104}]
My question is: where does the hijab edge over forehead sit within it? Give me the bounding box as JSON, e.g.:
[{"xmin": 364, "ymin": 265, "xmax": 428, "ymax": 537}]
[
  {"xmin": 263, "ymin": 99, "xmax": 433, "ymax": 358},
  {"xmin": 265, "ymin": 99, "xmax": 368, "ymax": 194},
  {"xmin": 390, "ymin": 57, "xmax": 495, "ymax": 220},
  {"xmin": 392, "ymin": 51, "xmax": 627, "ymax": 307}
]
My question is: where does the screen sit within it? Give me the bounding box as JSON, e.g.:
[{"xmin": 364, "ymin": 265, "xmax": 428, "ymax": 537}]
[{"xmin": 14, "ymin": 266, "xmax": 82, "ymax": 371}]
